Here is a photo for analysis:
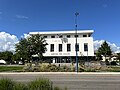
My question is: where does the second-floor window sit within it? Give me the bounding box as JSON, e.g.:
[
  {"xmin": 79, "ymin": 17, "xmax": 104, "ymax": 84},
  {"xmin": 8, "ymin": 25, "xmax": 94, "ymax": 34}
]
[
  {"xmin": 59, "ymin": 35, "xmax": 63, "ymax": 38},
  {"xmin": 83, "ymin": 35, "xmax": 87, "ymax": 37},
  {"xmin": 74, "ymin": 35, "xmax": 78, "ymax": 38},
  {"xmin": 67, "ymin": 44, "xmax": 71, "ymax": 51},
  {"xmin": 67, "ymin": 35, "xmax": 70, "ymax": 38},
  {"xmin": 75, "ymin": 43, "xmax": 79, "ymax": 51},
  {"xmin": 51, "ymin": 35, "xmax": 55, "ymax": 38},
  {"xmin": 84, "ymin": 43, "xmax": 88, "ymax": 51},
  {"xmin": 59, "ymin": 44, "xmax": 62, "ymax": 52},
  {"xmin": 44, "ymin": 36, "xmax": 47, "ymax": 38},
  {"xmin": 50, "ymin": 44, "xmax": 54, "ymax": 52}
]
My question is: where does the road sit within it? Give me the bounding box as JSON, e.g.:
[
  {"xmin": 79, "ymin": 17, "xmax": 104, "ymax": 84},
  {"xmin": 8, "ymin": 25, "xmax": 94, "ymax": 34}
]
[{"xmin": 0, "ymin": 72, "xmax": 120, "ymax": 90}]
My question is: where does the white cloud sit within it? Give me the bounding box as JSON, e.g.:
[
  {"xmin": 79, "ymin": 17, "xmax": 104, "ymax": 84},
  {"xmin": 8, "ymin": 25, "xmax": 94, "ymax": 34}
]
[
  {"xmin": 21, "ymin": 33, "xmax": 30, "ymax": 39},
  {"xmin": 16, "ymin": 15, "xmax": 28, "ymax": 19},
  {"xmin": 0, "ymin": 32, "xmax": 19, "ymax": 52},
  {"xmin": 94, "ymin": 40, "xmax": 120, "ymax": 53},
  {"xmin": 0, "ymin": 32, "xmax": 120, "ymax": 54}
]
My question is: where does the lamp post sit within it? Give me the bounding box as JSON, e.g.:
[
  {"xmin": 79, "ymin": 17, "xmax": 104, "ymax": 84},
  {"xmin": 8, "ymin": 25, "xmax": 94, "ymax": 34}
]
[{"xmin": 75, "ymin": 12, "xmax": 79, "ymax": 73}]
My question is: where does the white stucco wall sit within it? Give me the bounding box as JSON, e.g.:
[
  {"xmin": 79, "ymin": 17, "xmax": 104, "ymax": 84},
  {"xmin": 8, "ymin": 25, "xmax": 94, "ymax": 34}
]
[{"xmin": 29, "ymin": 30, "xmax": 94, "ymax": 57}]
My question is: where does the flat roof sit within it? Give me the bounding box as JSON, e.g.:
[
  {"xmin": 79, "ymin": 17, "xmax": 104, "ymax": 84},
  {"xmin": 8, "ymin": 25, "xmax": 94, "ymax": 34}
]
[{"xmin": 29, "ymin": 30, "xmax": 94, "ymax": 35}]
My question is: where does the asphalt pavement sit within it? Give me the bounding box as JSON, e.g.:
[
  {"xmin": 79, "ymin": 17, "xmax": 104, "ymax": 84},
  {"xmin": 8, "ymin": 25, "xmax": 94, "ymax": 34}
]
[{"xmin": 0, "ymin": 72, "xmax": 120, "ymax": 90}]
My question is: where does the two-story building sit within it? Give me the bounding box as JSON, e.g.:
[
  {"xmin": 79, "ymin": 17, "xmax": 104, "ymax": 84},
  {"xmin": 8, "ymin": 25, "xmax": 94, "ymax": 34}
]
[{"xmin": 29, "ymin": 30, "xmax": 94, "ymax": 63}]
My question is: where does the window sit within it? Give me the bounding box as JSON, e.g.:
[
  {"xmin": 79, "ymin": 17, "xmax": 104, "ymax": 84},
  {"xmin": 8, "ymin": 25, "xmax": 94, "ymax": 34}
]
[
  {"xmin": 74, "ymin": 35, "xmax": 78, "ymax": 37},
  {"xmin": 83, "ymin": 35, "xmax": 87, "ymax": 37},
  {"xmin": 84, "ymin": 43, "xmax": 88, "ymax": 51},
  {"xmin": 67, "ymin": 35, "xmax": 70, "ymax": 38},
  {"xmin": 67, "ymin": 44, "xmax": 71, "ymax": 52},
  {"xmin": 51, "ymin": 35, "xmax": 55, "ymax": 38},
  {"xmin": 88, "ymin": 34, "xmax": 91, "ymax": 37},
  {"xmin": 59, "ymin": 35, "xmax": 63, "ymax": 38},
  {"xmin": 59, "ymin": 44, "xmax": 62, "ymax": 52},
  {"xmin": 44, "ymin": 36, "xmax": 47, "ymax": 38},
  {"xmin": 50, "ymin": 44, "xmax": 54, "ymax": 52},
  {"xmin": 75, "ymin": 43, "xmax": 79, "ymax": 51}
]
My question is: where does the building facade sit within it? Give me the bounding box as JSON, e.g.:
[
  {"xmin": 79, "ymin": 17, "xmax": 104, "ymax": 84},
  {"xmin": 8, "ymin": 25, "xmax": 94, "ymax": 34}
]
[{"xmin": 29, "ymin": 30, "xmax": 94, "ymax": 63}]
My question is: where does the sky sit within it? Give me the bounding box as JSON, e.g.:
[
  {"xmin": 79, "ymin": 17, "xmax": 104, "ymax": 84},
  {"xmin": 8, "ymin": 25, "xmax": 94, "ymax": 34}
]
[{"xmin": 0, "ymin": 0, "xmax": 120, "ymax": 52}]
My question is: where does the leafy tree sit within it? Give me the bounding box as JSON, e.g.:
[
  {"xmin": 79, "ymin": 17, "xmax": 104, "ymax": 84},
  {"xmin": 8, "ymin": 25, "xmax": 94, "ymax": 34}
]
[
  {"xmin": 0, "ymin": 51, "xmax": 13, "ymax": 63},
  {"xmin": 15, "ymin": 34, "xmax": 48, "ymax": 63},
  {"xmin": 96, "ymin": 52, "xmax": 102, "ymax": 60},
  {"xmin": 12, "ymin": 53, "xmax": 21, "ymax": 63},
  {"xmin": 117, "ymin": 53, "xmax": 120, "ymax": 60},
  {"xmin": 96, "ymin": 41, "xmax": 112, "ymax": 61},
  {"xmin": 15, "ymin": 38, "xmax": 30, "ymax": 63},
  {"xmin": 28, "ymin": 34, "xmax": 48, "ymax": 60}
]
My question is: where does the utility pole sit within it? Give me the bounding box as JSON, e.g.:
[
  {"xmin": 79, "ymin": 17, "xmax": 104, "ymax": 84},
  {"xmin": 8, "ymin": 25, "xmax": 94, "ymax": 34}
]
[{"xmin": 75, "ymin": 12, "xmax": 79, "ymax": 73}]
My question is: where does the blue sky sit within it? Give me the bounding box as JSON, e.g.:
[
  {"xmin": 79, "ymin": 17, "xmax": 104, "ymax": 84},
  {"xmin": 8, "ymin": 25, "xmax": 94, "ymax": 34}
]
[{"xmin": 0, "ymin": 0, "xmax": 120, "ymax": 47}]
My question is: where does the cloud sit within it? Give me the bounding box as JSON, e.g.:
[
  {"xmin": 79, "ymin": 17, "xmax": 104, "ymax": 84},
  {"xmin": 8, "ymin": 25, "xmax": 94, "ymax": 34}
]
[
  {"xmin": 0, "ymin": 32, "xmax": 120, "ymax": 54},
  {"xmin": 21, "ymin": 33, "xmax": 30, "ymax": 39},
  {"xmin": 94, "ymin": 40, "xmax": 120, "ymax": 53},
  {"xmin": 0, "ymin": 32, "xmax": 19, "ymax": 53},
  {"xmin": 94, "ymin": 40, "xmax": 105, "ymax": 50},
  {"xmin": 16, "ymin": 15, "xmax": 28, "ymax": 19},
  {"xmin": 0, "ymin": 32, "xmax": 30, "ymax": 53}
]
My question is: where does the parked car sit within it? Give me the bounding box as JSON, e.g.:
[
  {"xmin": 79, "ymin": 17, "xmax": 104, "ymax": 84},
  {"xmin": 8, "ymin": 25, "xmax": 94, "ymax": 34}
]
[
  {"xmin": 0, "ymin": 60, "xmax": 6, "ymax": 65},
  {"xmin": 18, "ymin": 61, "xmax": 23, "ymax": 65}
]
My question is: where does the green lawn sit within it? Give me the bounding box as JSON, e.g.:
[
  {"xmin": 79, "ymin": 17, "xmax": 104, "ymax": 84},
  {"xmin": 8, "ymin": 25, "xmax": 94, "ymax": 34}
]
[{"xmin": 0, "ymin": 66, "xmax": 24, "ymax": 72}]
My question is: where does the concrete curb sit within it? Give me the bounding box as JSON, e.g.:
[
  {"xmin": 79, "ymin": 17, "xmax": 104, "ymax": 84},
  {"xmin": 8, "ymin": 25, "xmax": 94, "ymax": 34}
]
[{"xmin": 1, "ymin": 72, "xmax": 120, "ymax": 75}]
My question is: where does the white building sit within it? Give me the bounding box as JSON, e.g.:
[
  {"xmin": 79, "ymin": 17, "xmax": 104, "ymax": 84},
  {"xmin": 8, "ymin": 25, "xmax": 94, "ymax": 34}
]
[{"xmin": 29, "ymin": 30, "xmax": 94, "ymax": 63}]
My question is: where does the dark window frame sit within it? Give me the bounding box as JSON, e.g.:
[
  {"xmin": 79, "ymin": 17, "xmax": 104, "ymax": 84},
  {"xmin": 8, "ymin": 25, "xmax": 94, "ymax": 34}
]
[
  {"xmin": 51, "ymin": 35, "xmax": 55, "ymax": 38},
  {"xmin": 75, "ymin": 43, "xmax": 79, "ymax": 51},
  {"xmin": 74, "ymin": 35, "xmax": 78, "ymax": 38},
  {"xmin": 67, "ymin": 44, "xmax": 71, "ymax": 52},
  {"xmin": 83, "ymin": 35, "xmax": 87, "ymax": 37},
  {"xmin": 59, "ymin": 35, "xmax": 63, "ymax": 38},
  {"xmin": 67, "ymin": 35, "xmax": 70, "ymax": 38},
  {"xmin": 59, "ymin": 44, "xmax": 62, "ymax": 52},
  {"xmin": 44, "ymin": 36, "xmax": 47, "ymax": 38},
  {"xmin": 84, "ymin": 43, "xmax": 88, "ymax": 51},
  {"xmin": 50, "ymin": 44, "xmax": 54, "ymax": 52}
]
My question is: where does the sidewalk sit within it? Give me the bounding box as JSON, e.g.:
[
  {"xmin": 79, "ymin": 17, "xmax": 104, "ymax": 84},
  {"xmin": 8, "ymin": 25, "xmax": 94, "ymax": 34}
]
[{"xmin": 1, "ymin": 72, "xmax": 120, "ymax": 75}]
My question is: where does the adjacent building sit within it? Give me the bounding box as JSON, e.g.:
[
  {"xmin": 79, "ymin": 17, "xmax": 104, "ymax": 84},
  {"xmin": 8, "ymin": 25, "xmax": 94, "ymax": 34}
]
[{"xmin": 29, "ymin": 30, "xmax": 94, "ymax": 63}]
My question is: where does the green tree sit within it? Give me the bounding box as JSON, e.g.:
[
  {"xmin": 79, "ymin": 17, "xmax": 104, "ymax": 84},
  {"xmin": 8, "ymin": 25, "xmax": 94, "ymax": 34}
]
[
  {"xmin": 15, "ymin": 34, "xmax": 48, "ymax": 63},
  {"xmin": 12, "ymin": 53, "xmax": 21, "ymax": 63},
  {"xmin": 96, "ymin": 41, "xmax": 112, "ymax": 61},
  {"xmin": 28, "ymin": 34, "xmax": 48, "ymax": 61},
  {"xmin": 117, "ymin": 53, "xmax": 120, "ymax": 60},
  {"xmin": 0, "ymin": 51, "xmax": 13, "ymax": 63},
  {"xmin": 15, "ymin": 38, "xmax": 30, "ymax": 63}
]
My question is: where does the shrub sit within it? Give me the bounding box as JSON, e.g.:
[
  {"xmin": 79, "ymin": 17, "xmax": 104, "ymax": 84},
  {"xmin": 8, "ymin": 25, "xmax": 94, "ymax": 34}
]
[
  {"xmin": 39, "ymin": 63, "xmax": 49, "ymax": 72},
  {"xmin": 0, "ymin": 78, "xmax": 67, "ymax": 90},
  {"xmin": 13, "ymin": 83, "xmax": 28, "ymax": 90},
  {"xmin": 59, "ymin": 66, "xmax": 71, "ymax": 72},
  {"xmin": 110, "ymin": 61, "xmax": 117, "ymax": 65},
  {"xmin": 28, "ymin": 78, "xmax": 52, "ymax": 90},
  {"xmin": 47, "ymin": 64, "xmax": 59, "ymax": 72},
  {"xmin": 54, "ymin": 86, "xmax": 62, "ymax": 90},
  {"xmin": 0, "ymin": 78, "xmax": 14, "ymax": 90}
]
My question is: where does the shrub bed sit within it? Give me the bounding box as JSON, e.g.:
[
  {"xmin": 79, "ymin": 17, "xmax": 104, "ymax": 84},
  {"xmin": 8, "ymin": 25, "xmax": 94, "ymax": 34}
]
[
  {"xmin": 0, "ymin": 78, "xmax": 67, "ymax": 90},
  {"xmin": 23, "ymin": 63, "xmax": 120, "ymax": 72}
]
